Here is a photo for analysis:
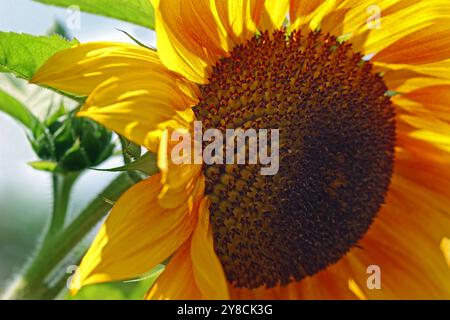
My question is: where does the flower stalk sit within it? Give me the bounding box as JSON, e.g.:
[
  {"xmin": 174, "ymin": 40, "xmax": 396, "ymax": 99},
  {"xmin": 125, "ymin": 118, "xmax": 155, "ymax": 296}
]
[
  {"xmin": 46, "ymin": 172, "xmax": 80, "ymax": 240},
  {"xmin": 1, "ymin": 173, "xmax": 136, "ymax": 300}
]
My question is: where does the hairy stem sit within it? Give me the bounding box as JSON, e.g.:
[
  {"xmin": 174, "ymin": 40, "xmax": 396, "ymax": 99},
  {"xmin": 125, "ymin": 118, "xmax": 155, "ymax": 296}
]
[
  {"xmin": 1, "ymin": 173, "xmax": 136, "ymax": 300},
  {"xmin": 45, "ymin": 172, "xmax": 79, "ymax": 240}
]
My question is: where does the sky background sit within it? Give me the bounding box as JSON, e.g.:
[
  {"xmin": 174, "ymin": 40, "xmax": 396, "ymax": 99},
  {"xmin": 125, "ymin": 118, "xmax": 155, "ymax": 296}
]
[{"xmin": 0, "ymin": 0, "xmax": 156, "ymax": 289}]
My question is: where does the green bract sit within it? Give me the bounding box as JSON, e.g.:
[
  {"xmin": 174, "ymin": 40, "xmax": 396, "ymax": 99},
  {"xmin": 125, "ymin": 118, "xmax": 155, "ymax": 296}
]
[{"xmin": 30, "ymin": 113, "xmax": 115, "ymax": 173}]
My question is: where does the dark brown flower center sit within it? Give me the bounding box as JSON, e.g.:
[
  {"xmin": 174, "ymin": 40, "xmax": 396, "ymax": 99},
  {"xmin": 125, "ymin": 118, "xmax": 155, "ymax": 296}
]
[{"xmin": 193, "ymin": 30, "xmax": 396, "ymax": 289}]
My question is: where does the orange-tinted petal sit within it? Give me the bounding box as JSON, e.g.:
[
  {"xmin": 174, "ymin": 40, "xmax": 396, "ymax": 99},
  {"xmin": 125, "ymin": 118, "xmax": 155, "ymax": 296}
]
[
  {"xmin": 152, "ymin": 0, "xmax": 230, "ymax": 84},
  {"xmin": 377, "ymin": 59, "xmax": 450, "ymax": 81},
  {"xmin": 399, "ymin": 114, "xmax": 450, "ymax": 153},
  {"xmin": 355, "ymin": 1, "xmax": 450, "ymax": 63},
  {"xmin": 191, "ymin": 198, "xmax": 229, "ymax": 299},
  {"xmin": 375, "ymin": 23, "xmax": 450, "ymax": 65},
  {"xmin": 441, "ymin": 238, "xmax": 450, "ymax": 269},
  {"xmin": 258, "ymin": 1, "xmax": 289, "ymax": 32},
  {"xmin": 400, "ymin": 86, "xmax": 450, "ymax": 123},
  {"xmin": 378, "ymin": 67, "xmax": 450, "ymax": 93},
  {"xmin": 145, "ymin": 242, "xmax": 203, "ymax": 300},
  {"xmin": 70, "ymin": 174, "xmax": 199, "ymax": 293},
  {"xmin": 152, "ymin": 0, "xmax": 286, "ymax": 83},
  {"xmin": 230, "ymin": 264, "xmax": 356, "ymax": 299},
  {"xmin": 289, "ymin": 0, "xmax": 338, "ymax": 32}
]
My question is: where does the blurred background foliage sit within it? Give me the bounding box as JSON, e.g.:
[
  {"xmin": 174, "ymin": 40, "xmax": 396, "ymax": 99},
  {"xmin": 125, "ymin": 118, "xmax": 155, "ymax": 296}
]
[{"xmin": 0, "ymin": 0, "xmax": 157, "ymax": 299}]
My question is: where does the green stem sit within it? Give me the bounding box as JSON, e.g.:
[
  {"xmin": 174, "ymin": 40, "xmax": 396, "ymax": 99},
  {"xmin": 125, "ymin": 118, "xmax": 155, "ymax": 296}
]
[
  {"xmin": 1, "ymin": 173, "xmax": 136, "ymax": 300},
  {"xmin": 46, "ymin": 172, "xmax": 79, "ymax": 240}
]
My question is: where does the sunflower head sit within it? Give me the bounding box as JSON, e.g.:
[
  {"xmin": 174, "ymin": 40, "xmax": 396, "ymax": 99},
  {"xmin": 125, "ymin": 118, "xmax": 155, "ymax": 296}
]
[{"xmin": 193, "ymin": 28, "xmax": 396, "ymax": 289}]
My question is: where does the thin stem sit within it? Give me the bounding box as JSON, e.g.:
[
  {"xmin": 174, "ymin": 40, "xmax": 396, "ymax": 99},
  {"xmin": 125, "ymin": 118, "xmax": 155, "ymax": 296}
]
[
  {"xmin": 1, "ymin": 173, "xmax": 136, "ymax": 300},
  {"xmin": 46, "ymin": 172, "xmax": 79, "ymax": 240}
]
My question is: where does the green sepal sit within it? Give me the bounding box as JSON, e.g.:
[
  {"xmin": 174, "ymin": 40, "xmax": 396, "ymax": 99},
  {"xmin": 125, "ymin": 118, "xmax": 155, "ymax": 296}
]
[
  {"xmin": 28, "ymin": 160, "xmax": 58, "ymax": 172},
  {"xmin": 93, "ymin": 152, "xmax": 159, "ymax": 176}
]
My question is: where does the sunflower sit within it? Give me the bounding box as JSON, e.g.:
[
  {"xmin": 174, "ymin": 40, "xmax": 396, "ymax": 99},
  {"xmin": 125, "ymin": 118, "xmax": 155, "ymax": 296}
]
[{"xmin": 32, "ymin": 0, "xmax": 450, "ymax": 299}]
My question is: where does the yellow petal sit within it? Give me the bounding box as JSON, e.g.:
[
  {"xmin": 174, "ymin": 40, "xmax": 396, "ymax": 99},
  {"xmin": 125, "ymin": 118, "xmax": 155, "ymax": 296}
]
[
  {"xmin": 289, "ymin": 0, "xmax": 338, "ymax": 32},
  {"xmin": 146, "ymin": 198, "xmax": 229, "ymax": 300},
  {"xmin": 289, "ymin": 0, "xmax": 450, "ymax": 66},
  {"xmin": 376, "ymin": 59, "xmax": 450, "ymax": 81},
  {"xmin": 145, "ymin": 242, "xmax": 203, "ymax": 300},
  {"xmin": 258, "ymin": 0, "xmax": 289, "ymax": 32},
  {"xmin": 348, "ymin": 279, "xmax": 368, "ymax": 300},
  {"xmin": 375, "ymin": 22, "xmax": 450, "ymax": 65},
  {"xmin": 191, "ymin": 198, "xmax": 229, "ymax": 299},
  {"xmin": 289, "ymin": 0, "xmax": 450, "ymax": 67},
  {"xmin": 441, "ymin": 238, "xmax": 450, "ymax": 269},
  {"xmin": 320, "ymin": 0, "xmax": 415, "ymax": 39},
  {"xmin": 284, "ymin": 257, "xmax": 360, "ymax": 300},
  {"xmin": 156, "ymin": 127, "xmax": 204, "ymax": 209},
  {"xmin": 152, "ymin": 0, "xmax": 279, "ymax": 83},
  {"xmin": 70, "ymin": 174, "xmax": 199, "ymax": 294},
  {"xmin": 399, "ymin": 86, "xmax": 450, "ymax": 123},
  {"xmin": 78, "ymin": 75, "xmax": 197, "ymax": 153},
  {"xmin": 213, "ymin": 0, "xmax": 263, "ymax": 44},
  {"xmin": 374, "ymin": 58, "xmax": 450, "ymax": 93},
  {"xmin": 229, "ymin": 286, "xmax": 279, "ymax": 299},
  {"xmin": 354, "ymin": 1, "xmax": 450, "ymax": 63},
  {"xmin": 32, "ymin": 42, "xmax": 169, "ymax": 96},
  {"xmin": 377, "ymin": 68, "xmax": 450, "ymax": 94},
  {"xmin": 400, "ymin": 114, "xmax": 450, "ymax": 153},
  {"xmin": 158, "ymin": 167, "xmax": 204, "ymax": 211},
  {"xmin": 152, "ymin": 0, "xmax": 228, "ymax": 84}
]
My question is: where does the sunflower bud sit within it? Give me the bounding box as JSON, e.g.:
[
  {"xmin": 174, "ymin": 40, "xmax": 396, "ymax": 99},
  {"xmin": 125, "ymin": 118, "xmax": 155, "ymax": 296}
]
[{"xmin": 30, "ymin": 114, "xmax": 114, "ymax": 173}]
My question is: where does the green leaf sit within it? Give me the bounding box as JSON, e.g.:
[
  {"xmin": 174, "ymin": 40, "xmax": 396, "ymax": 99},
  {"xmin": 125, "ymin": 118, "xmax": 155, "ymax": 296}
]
[
  {"xmin": 0, "ymin": 88, "xmax": 43, "ymax": 135},
  {"xmin": 0, "ymin": 32, "xmax": 78, "ymax": 81},
  {"xmin": 120, "ymin": 136, "xmax": 142, "ymax": 163},
  {"xmin": 67, "ymin": 283, "xmax": 126, "ymax": 300},
  {"xmin": 117, "ymin": 29, "xmax": 154, "ymax": 50},
  {"xmin": 34, "ymin": 0, "xmax": 155, "ymax": 29},
  {"xmin": 44, "ymin": 104, "xmax": 67, "ymax": 127},
  {"xmin": 67, "ymin": 265, "xmax": 163, "ymax": 300},
  {"xmin": 93, "ymin": 152, "xmax": 158, "ymax": 176},
  {"xmin": 28, "ymin": 160, "xmax": 58, "ymax": 172}
]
